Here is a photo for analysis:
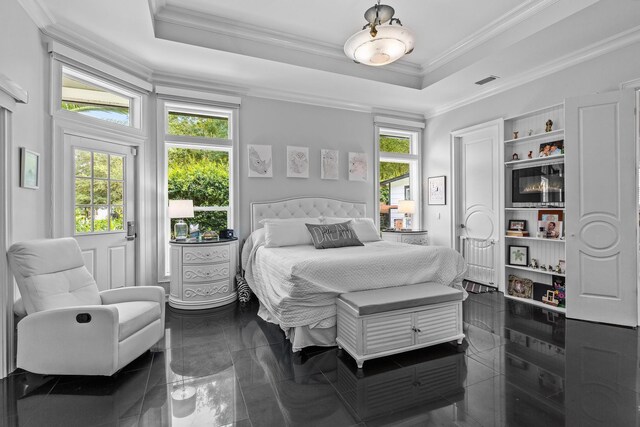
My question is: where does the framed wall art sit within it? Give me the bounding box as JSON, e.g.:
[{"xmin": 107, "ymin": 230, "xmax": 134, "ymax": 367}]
[
  {"xmin": 348, "ymin": 152, "xmax": 367, "ymax": 181},
  {"xmin": 20, "ymin": 147, "xmax": 39, "ymax": 189},
  {"xmin": 509, "ymin": 245, "xmax": 529, "ymax": 266},
  {"xmin": 428, "ymin": 175, "xmax": 446, "ymax": 205},
  {"xmin": 321, "ymin": 149, "xmax": 338, "ymax": 180},
  {"xmin": 287, "ymin": 146, "xmax": 309, "ymax": 178},
  {"xmin": 247, "ymin": 145, "xmax": 273, "ymax": 178}
]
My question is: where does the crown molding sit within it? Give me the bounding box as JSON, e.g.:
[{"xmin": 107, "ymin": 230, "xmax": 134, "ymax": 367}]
[
  {"xmin": 422, "ymin": 0, "xmax": 559, "ymax": 76},
  {"xmin": 426, "ymin": 24, "xmax": 640, "ymax": 119},
  {"xmin": 16, "ymin": 0, "xmax": 56, "ymax": 28},
  {"xmin": 153, "ymin": 4, "xmax": 422, "ymax": 78},
  {"xmin": 41, "ymin": 26, "xmax": 154, "ymax": 87}
]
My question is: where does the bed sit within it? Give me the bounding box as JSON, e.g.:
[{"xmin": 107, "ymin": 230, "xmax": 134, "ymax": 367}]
[{"xmin": 241, "ymin": 197, "xmax": 467, "ymax": 351}]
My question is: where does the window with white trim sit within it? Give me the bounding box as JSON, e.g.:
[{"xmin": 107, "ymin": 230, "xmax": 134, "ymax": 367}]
[
  {"xmin": 60, "ymin": 66, "xmax": 142, "ymax": 128},
  {"xmin": 160, "ymin": 102, "xmax": 236, "ymax": 277},
  {"xmin": 378, "ymin": 127, "xmax": 421, "ymax": 231}
]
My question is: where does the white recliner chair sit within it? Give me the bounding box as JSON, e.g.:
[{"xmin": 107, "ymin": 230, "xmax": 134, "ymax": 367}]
[{"xmin": 7, "ymin": 237, "xmax": 165, "ymax": 376}]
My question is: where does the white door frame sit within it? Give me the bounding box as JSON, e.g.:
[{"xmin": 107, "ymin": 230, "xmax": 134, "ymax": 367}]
[
  {"xmin": 0, "ymin": 76, "xmax": 27, "ymax": 379},
  {"xmin": 450, "ymin": 119, "xmax": 505, "ymax": 288},
  {"xmin": 51, "ymin": 117, "xmax": 148, "ymax": 287}
]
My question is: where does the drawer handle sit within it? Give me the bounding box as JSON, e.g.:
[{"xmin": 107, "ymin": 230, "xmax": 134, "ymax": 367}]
[
  {"xmin": 413, "ymin": 381, "xmax": 422, "ymax": 387},
  {"xmin": 411, "ymin": 326, "xmax": 422, "ymax": 333}
]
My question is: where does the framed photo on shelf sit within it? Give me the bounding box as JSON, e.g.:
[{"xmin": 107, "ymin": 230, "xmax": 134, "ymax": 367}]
[
  {"xmin": 538, "ymin": 220, "xmax": 563, "ymax": 239},
  {"xmin": 509, "ymin": 245, "xmax": 529, "ymax": 266},
  {"xmin": 538, "ymin": 140, "xmax": 564, "ymax": 157},
  {"xmin": 508, "ymin": 219, "xmax": 527, "ymax": 231},
  {"xmin": 538, "ymin": 210, "xmax": 564, "ymax": 222},
  {"xmin": 427, "ymin": 175, "xmax": 446, "ymax": 205},
  {"xmin": 508, "ymin": 274, "xmax": 533, "ymax": 298}
]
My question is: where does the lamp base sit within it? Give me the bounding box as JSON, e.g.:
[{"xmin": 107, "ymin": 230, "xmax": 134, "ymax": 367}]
[{"xmin": 174, "ymin": 219, "xmax": 188, "ymax": 240}]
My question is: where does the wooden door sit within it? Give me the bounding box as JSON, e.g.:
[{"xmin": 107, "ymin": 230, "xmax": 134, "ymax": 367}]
[
  {"xmin": 565, "ymin": 90, "xmax": 637, "ymax": 326},
  {"xmin": 63, "ymin": 133, "xmax": 137, "ymax": 290},
  {"xmin": 452, "ymin": 120, "xmax": 503, "ymax": 287}
]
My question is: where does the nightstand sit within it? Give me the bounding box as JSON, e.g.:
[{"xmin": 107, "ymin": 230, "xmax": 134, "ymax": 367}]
[
  {"xmin": 381, "ymin": 230, "xmax": 429, "ymax": 246},
  {"xmin": 169, "ymin": 238, "xmax": 238, "ymax": 310}
]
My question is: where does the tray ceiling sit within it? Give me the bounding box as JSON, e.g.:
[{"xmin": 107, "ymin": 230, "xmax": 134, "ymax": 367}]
[{"xmin": 19, "ymin": 0, "xmax": 640, "ymax": 116}]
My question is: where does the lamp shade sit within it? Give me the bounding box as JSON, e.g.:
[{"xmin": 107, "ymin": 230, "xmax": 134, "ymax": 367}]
[
  {"xmin": 344, "ymin": 24, "xmax": 415, "ymax": 66},
  {"xmin": 397, "ymin": 199, "xmax": 416, "ymax": 214},
  {"xmin": 168, "ymin": 200, "xmax": 194, "ymax": 219}
]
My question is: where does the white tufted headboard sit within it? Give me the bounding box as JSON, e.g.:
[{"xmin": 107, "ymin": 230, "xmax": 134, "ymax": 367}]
[{"xmin": 251, "ymin": 197, "xmax": 367, "ymax": 232}]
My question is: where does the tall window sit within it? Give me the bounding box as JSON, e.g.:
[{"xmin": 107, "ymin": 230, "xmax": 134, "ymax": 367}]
[
  {"xmin": 60, "ymin": 66, "xmax": 141, "ymax": 128},
  {"xmin": 378, "ymin": 127, "xmax": 421, "ymax": 230},
  {"xmin": 161, "ymin": 102, "xmax": 235, "ymax": 277}
]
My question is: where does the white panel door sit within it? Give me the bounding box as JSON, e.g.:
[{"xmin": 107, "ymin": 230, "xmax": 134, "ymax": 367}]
[
  {"xmin": 63, "ymin": 133, "xmax": 136, "ymax": 291},
  {"xmin": 565, "ymin": 90, "xmax": 637, "ymax": 326},
  {"xmin": 453, "ymin": 120, "xmax": 502, "ymax": 287}
]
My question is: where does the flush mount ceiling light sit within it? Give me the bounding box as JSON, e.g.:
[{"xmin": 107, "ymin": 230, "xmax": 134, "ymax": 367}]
[{"xmin": 344, "ymin": 0, "xmax": 415, "ymax": 66}]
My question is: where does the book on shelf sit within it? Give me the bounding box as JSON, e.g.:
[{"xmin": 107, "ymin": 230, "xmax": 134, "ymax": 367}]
[{"xmin": 506, "ymin": 230, "xmax": 530, "ymax": 237}]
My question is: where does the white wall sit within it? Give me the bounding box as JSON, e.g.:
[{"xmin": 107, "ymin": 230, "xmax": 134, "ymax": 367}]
[
  {"xmin": 238, "ymin": 96, "xmax": 374, "ymax": 239},
  {"xmin": 424, "ymin": 40, "xmax": 640, "ymax": 247},
  {"xmin": 0, "ymin": 0, "xmax": 49, "ymax": 243}
]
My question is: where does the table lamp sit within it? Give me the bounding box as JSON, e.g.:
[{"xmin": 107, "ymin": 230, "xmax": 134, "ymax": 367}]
[
  {"xmin": 168, "ymin": 200, "xmax": 194, "ymax": 240},
  {"xmin": 397, "ymin": 199, "xmax": 416, "ymax": 230}
]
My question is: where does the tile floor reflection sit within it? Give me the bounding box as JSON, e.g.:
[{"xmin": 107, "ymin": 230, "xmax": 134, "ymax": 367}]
[{"xmin": 2, "ymin": 292, "xmax": 640, "ymax": 426}]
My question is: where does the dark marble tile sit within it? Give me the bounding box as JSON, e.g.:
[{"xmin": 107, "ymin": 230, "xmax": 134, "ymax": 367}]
[
  {"xmin": 363, "ymin": 396, "xmax": 484, "ymax": 427},
  {"xmin": 463, "ymin": 323, "xmax": 506, "ymax": 355},
  {"xmin": 242, "ymin": 373, "xmax": 361, "ymax": 427},
  {"xmin": 470, "ymin": 290, "xmax": 506, "ymax": 311},
  {"xmin": 149, "ymin": 343, "xmax": 233, "ymax": 385},
  {"xmin": 24, "ymin": 369, "xmax": 148, "ymax": 427},
  {"xmin": 231, "ymin": 342, "xmax": 304, "ymax": 388},
  {"xmin": 0, "ymin": 371, "xmax": 58, "ymax": 423},
  {"xmin": 140, "ymin": 368, "xmax": 248, "ymax": 427},
  {"xmin": 222, "ymin": 317, "xmax": 285, "ymax": 352}
]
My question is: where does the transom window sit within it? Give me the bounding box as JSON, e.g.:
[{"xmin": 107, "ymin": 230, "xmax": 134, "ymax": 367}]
[
  {"xmin": 74, "ymin": 149, "xmax": 125, "ymax": 234},
  {"xmin": 61, "ymin": 66, "xmax": 141, "ymax": 128}
]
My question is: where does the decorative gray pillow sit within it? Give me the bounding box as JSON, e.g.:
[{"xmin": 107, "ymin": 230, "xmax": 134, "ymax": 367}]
[{"xmin": 305, "ymin": 221, "xmax": 364, "ymax": 249}]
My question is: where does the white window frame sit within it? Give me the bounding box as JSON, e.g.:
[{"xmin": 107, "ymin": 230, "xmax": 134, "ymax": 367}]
[
  {"xmin": 158, "ymin": 100, "xmax": 238, "ymax": 281},
  {"xmin": 376, "ymin": 126, "xmax": 422, "ymax": 231},
  {"xmin": 51, "ymin": 62, "xmax": 144, "ymax": 132}
]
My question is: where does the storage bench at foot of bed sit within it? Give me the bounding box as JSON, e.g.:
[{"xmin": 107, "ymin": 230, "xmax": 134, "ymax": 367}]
[{"xmin": 336, "ymin": 283, "xmax": 465, "ymax": 369}]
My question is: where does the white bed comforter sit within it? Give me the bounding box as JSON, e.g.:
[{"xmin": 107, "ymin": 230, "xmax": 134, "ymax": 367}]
[{"xmin": 243, "ymin": 232, "xmax": 468, "ymax": 329}]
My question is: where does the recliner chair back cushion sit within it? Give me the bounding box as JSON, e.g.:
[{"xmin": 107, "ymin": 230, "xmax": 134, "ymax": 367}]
[{"xmin": 8, "ymin": 238, "xmax": 101, "ymax": 314}]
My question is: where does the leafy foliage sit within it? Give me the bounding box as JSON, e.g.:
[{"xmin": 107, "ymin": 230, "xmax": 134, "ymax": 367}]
[
  {"xmin": 167, "ymin": 147, "xmax": 230, "ymax": 233},
  {"xmin": 168, "ymin": 112, "xmax": 228, "ymax": 139}
]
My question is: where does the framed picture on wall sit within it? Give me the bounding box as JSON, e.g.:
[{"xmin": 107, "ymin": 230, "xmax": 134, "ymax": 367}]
[
  {"xmin": 348, "ymin": 152, "xmax": 367, "ymax": 181},
  {"xmin": 321, "ymin": 149, "xmax": 338, "ymax": 180},
  {"xmin": 287, "ymin": 146, "xmax": 309, "ymax": 178},
  {"xmin": 247, "ymin": 145, "xmax": 273, "ymax": 178},
  {"xmin": 20, "ymin": 147, "xmax": 39, "ymax": 189},
  {"xmin": 509, "ymin": 245, "xmax": 529, "ymax": 266},
  {"xmin": 428, "ymin": 175, "xmax": 446, "ymax": 205}
]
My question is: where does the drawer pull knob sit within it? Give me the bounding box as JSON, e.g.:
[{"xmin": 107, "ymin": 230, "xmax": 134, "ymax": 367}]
[{"xmin": 411, "ymin": 326, "xmax": 422, "ymax": 333}]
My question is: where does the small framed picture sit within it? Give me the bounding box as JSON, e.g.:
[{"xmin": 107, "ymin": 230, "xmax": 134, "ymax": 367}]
[
  {"xmin": 558, "ymin": 260, "xmax": 566, "ymax": 273},
  {"xmin": 509, "ymin": 245, "xmax": 529, "ymax": 266},
  {"xmin": 508, "ymin": 219, "xmax": 527, "ymax": 231},
  {"xmin": 428, "ymin": 175, "xmax": 446, "ymax": 205},
  {"xmin": 538, "ymin": 140, "xmax": 564, "ymax": 157},
  {"xmin": 20, "ymin": 147, "xmax": 40, "ymax": 189},
  {"xmin": 538, "ymin": 220, "xmax": 563, "ymax": 239},
  {"xmin": 508, "ymin": 274, "xmax": 533, "ymax": 298}
]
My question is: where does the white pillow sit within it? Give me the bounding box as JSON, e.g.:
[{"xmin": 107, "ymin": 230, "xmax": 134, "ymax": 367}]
[
  {"xmin": 321, "ymin": 217, "xmax": 381, "ymax": 242},
  {"xmin": 262, "ymin": 217, "xmax": 322, "ymax": 247}
]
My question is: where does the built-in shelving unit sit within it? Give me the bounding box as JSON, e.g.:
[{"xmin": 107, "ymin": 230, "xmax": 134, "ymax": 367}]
[{"xmin": 503, "ymin": 104, "xmax": 567, "ymax": 312}]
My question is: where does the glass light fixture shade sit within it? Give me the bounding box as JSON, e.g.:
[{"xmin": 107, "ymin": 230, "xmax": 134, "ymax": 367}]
[
  {"xmin": 174, "ymin": 219, "xmax": 188, "ymax": 240},
  {"xmin": 344, "ymin": 24, "xmax": 415, "ymax": 66}
]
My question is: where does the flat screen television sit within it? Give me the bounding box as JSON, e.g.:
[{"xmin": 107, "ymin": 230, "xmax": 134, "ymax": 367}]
[{"xmin": 512, "ymin": 163, "xmax": 564, "ymax": 206}]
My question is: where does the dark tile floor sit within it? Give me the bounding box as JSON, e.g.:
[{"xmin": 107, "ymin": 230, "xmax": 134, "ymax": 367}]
[{"xmin": 2, "ymin": 292, "xmax": 639, "ymax": 426}]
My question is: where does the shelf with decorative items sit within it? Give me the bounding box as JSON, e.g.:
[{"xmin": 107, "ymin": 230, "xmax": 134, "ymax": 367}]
[{"xmin": 503, "ymin": 104, "xmax": 566, "ymax": 312}]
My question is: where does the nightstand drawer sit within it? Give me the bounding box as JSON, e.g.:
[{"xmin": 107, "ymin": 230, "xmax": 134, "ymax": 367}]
[
  {"xmin": 183, "ymin": 245, "xmax": 230, "ymax": 264},
  {"xmin": 183, "ymin": 280, "xmax": 234, "ymax": 302},
  {"xmin": 183, "ymin": 263, "xmax": 230, "ymax": 283}
]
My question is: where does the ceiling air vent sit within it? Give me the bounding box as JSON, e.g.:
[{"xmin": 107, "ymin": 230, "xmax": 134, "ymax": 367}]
[{"xmin": 475, "ymin": 75, "xmax": 499, "ymax": 85}]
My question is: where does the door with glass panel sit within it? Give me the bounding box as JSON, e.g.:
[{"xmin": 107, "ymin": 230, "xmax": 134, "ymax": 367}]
[{"xmin": 63, "ymin": 133, "xmax": 136, "ymax": 290}]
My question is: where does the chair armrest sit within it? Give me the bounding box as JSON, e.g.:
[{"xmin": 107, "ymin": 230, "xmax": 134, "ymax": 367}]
[
  {"xmin": 17, "ymin": 305, "xmax": 120, "ymax": 375},
  {"xmin": 100, "ymin": 286, "xmax": 166, "ymax": 334},
  {"xmin": 100, "ymin": 286, "xmax": 165, "ymax": 305}
]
